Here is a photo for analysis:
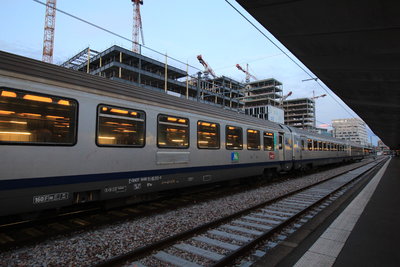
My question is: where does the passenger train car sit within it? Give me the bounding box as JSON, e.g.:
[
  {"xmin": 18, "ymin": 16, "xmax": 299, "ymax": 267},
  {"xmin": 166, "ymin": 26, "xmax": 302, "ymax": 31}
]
[{"xmin": 0, "ymin": 51, "xmax": 366, "ymax": 216}]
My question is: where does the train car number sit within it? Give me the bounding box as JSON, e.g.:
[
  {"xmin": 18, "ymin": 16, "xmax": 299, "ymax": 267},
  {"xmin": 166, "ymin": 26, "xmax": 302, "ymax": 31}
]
[{"xmin": 33, "ymin": 192, "xmax": 69, "ymax": 204}]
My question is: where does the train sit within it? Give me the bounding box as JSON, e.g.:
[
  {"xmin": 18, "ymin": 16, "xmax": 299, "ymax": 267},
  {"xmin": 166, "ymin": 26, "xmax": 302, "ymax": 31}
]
[{"xmin": 0, "ymin": 51, "xmax": 368, "ymax": 217}]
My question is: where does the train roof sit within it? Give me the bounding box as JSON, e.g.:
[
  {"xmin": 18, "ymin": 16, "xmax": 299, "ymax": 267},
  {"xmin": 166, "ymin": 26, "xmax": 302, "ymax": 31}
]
[
  {"xmin": 0, "ymin": 51, "xmax": 283, "ymax": 131},
  {"xmin": 0, "ymin": 51, "xmax": 366, "ymax": 148}
]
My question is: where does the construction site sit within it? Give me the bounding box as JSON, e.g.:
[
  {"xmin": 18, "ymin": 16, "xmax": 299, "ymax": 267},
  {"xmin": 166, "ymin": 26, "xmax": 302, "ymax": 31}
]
[{"xmin": 41, "ymin": 0, "xmax": 323, "ymax": 130}]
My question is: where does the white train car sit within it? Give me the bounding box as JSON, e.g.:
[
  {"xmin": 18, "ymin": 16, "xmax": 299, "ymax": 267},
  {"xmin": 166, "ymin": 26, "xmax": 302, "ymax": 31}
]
[{"xmin": 0, "ymin": 51, "xmax": 365, "ymax": 216}]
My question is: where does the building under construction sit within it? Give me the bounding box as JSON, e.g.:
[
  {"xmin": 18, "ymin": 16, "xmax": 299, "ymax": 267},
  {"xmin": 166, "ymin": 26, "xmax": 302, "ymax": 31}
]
[
  {"xmin": 240, "ymin": 78, "xmax": 285, "ymax": 123},
  {"xmin": 61, "ymin": 45, "xmax": 244, "ymax": 111},
  {"xmin": 282, "ymin": 98, "xmax": 316, "ymax": 129}
]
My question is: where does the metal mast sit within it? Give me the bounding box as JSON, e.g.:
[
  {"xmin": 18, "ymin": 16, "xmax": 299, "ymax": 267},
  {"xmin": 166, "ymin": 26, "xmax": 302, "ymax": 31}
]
[
  {"xmin": 236, "ymin": 63, "xmax": 257, "ymax": 83},
  {"xmin": 132, "ymin": 0, "xmax": 144, "ymax": 53},
  {"xmin": 42, "ymin": 0, "xmax": 57, "ymax": 63}
]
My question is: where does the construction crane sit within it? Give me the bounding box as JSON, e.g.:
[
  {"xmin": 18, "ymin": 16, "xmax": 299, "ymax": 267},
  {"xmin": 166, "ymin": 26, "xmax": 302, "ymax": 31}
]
[
  {"xmin": 282, "ymin": 91, "xmax": 293, "ymax": 101},
  {"xmin": 311, "ymin": 92, "xmax": 327, "ymax": 100},
  {"xmin": 280, "ymin": 91, "xmax": 293, "ymax": 106},
  {"xmin": 197, "ymin": 55, "xmax": 217, "ymax": 79},
  {"xmin": 132, "ymin": 0, "xmax": 144, "ymax": 53},
  {"xmin": 42, "ymin": 0, "xmax": 57, "ymax": 63},
  {"xmin": 236, "ymin": 64, "xmax": 257, "ymax": 83}
]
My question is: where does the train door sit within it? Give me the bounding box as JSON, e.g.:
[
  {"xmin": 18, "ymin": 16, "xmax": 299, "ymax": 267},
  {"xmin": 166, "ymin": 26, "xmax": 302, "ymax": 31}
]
[
  {"xmin": 278, "ymin": 132, "xmax": 285, "ymax": 161},
  {"xmin": 293, "ymin": 134, "xmax": 301, "ymax": 161},
  {"xmin": 300, "ymin": 136, "xmax": 306, "ymax": 161}
]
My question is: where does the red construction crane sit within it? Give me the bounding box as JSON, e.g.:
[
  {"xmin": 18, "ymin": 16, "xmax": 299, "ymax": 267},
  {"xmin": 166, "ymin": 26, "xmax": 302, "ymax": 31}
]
[
  {"xmin": 197, "ymin": 55, "xmax": 217, "ymax": 79},
  {"xmin": 236, "ymin": 63, "xmax": 257, "ymax": 83},
  {"xmin": 42, "ymin": 0, "xmax": 57, "ymax": 63},
  {"xmin": 282, "ymin": 91, "xmax": 293, "ymax": 101},
  {"xmin": 280, "ymin": 91, "xmax": 293, "ymax": 106},
  {"xmin": 132, "ymin": 0, "xmax": 144, "ymax": 53},
  {"xmin": 311, "ymin": 93, "xmax": 327, "ymax": 100}
]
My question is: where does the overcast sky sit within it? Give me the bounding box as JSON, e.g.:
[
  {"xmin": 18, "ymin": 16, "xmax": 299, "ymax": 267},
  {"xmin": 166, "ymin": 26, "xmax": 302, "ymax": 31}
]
[{"xmin": 0, "ymin": 0, "xmax": 379, "ymax": 144}]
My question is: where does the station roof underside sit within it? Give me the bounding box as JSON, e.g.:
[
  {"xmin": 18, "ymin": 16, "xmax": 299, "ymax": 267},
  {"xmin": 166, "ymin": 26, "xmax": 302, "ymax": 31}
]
[{"xmin": 237, "ymin": 0, "xmax": 400, "ymax": 149}]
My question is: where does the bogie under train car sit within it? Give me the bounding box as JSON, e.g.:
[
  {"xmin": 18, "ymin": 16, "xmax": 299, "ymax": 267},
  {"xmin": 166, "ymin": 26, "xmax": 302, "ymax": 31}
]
[{"xmin": 0, "ymin": 51, "xmax": 366, "ymax": 216}]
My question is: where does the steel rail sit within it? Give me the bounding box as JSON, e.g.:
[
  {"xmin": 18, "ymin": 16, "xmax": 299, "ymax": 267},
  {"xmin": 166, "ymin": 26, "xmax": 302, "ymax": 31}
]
[{"xmin": 94, "ymin": 158, "xmax": 383, "ymax": 267}]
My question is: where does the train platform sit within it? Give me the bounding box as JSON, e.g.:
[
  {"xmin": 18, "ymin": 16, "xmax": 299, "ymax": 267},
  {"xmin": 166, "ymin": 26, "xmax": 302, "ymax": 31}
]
[{"xmin": 253, "ymin": 156, "xmax": 400, "ymax": 267}]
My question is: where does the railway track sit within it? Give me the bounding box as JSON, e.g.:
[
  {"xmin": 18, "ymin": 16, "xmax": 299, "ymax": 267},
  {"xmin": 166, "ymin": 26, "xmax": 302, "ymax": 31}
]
[
  {"xmin": 94, "ymin": 158, "xmax": 385, "ymax": 267},
  {"xmin": 0, "ymin": 172, "xmax": 289, "ymax": 252},
  {"xmin": 0, "ymin": 161, "xmax": 356, "ymax": 252},
  {"xmin": 0, "ymin": 187, "xmax": 236, "ymax": 252}
]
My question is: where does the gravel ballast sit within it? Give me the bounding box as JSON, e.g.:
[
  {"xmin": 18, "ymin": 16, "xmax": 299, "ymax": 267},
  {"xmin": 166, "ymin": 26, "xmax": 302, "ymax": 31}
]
[{"xmin": 0, "ymin": 160, "xmax": 372, "ymax": 267}]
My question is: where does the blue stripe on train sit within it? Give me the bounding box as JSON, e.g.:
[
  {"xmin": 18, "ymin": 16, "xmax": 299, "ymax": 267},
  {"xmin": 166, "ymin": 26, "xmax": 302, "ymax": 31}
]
[{"xmin": 0, "ymin": 156, "xmax": 353, "ymax": 191}]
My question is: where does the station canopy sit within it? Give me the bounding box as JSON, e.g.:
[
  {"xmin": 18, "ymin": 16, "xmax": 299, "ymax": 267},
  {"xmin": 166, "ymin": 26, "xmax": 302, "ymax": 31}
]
[{"xmin": 237, "ymin": 0, "xmax": 400, "ymax": 149}]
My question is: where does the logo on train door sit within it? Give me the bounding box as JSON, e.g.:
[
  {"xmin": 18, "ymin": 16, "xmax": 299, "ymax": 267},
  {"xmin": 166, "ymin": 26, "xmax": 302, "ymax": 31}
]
[{"xmin": 231, "ymin": 152, "xmax": 239, "ymax": 162}]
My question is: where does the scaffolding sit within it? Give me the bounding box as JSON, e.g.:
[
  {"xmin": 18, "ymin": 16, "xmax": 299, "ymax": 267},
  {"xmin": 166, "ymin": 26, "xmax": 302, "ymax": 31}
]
[
  {"xmin": 60, "ymin": 47, "xmax": 99, "ymax": 70},
  {"xmin": 61, "ymin": 45, "xmax": 244, "ymax": 111}
]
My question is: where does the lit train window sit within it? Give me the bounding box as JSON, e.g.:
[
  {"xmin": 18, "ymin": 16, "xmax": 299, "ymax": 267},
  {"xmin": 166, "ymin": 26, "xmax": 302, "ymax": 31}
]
[
  {"xmin": 97, "ymin": 105, "xmax": 145, "ymax": 147},
  {"xmin": 313, "ymin": 140, "xmax": 318, "ymax": 151},
  {"xmin": 197, "ymin": 121, "xmax": 220, "ymax": 149},
  {"xmin": 158, "ymin": 114, "xmax": 189, "ymax": 148},
  {"xmin": 0, "ymin": 88, "xmax": 77, "ymax": 145},
  {"xmin": 226, "ymin": 125, "xmax": 243, "ymax": 150},
  {"xmin": 264, "ymin": 132, "xmax": 274, "ymax": 151},
  {"xmin": 247, "ymin": 129, "xmax": 260, "ymax": 150},
  {"xmin": 318, "ymin": 141, "xmax": 323, "ymax": 151},
  {"xmin": 308, "ymin": 139, "xmax": 313, "ymax": 151}
]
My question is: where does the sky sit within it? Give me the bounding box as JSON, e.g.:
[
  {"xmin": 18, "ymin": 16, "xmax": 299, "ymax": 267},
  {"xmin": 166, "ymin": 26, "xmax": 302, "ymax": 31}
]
[{"xmin": 0, "ymin": 0, "xmax": 379, "ymax": 144}]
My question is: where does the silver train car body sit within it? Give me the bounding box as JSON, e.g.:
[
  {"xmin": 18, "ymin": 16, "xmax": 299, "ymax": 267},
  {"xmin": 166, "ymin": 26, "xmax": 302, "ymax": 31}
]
[{"xmin": 0, "ymin": 52, "xmax": 366, "ymax": 216}]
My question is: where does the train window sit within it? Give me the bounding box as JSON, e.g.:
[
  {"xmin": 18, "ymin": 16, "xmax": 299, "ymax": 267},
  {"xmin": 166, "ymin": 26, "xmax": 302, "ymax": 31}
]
[
  {"xmin": 247, "ymin": 129, "xmax": 260, "ymax": 150},
  {"xmin": 308, "ymin": 139, "xmax": 313, "ymax": 151},
  {"xmin": 301, "ymin": 140, "xmax": 305, "ymax": 150},
  {"xmin": 0, "ymin": 88, "xmax": 77, "ymax": 145},
  {"xmin": 313, "ymin": 140, "xmax": 318, "ymax": 151},
  {"xmin": 264, "ymin": 131, "xmax": 274, "ymax": 151},
  {"xmin": 158, "ymin": 114, "xmax": 189, "ymax": 148},
  {"xmin": 323, "ymin": 142, "xmax": 327, "ymax": 151},
  {"xmin": 197, "ymin": 121, "xmax": 220, "ymax": 149},
  {"xmin": 318, "ymin": 141, "xmax": 323, "ymax": 151},
  {"xmin": 97, "ymin": 105, "xmax": 145, "ymax": 147},
  {"xmin": 226, "ymin": 125, "xmax": 243, "ymax": 150},
  {"xmin": 278, "ymin": 134, "xmax": 283, "ymax": 150}
]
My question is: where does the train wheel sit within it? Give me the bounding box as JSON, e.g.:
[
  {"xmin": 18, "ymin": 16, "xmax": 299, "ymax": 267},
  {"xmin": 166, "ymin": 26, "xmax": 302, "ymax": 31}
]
[{"xmin": 263, "ymin": 169, "xmax": 277, "ymax": 182}]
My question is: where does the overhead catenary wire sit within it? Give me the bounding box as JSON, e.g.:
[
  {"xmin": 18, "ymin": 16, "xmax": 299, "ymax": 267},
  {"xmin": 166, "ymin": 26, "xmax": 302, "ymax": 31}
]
[
  {"xmin": 32, "ymin": 0, "xmax": 202, "ymax": 72},
  {"xmin": 224, "ymin": 0, "xmax": 357, "ymax": 119},
  {"xmin": 34, "ymin": 0, "xmax": 358, "ymax": 120}
]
